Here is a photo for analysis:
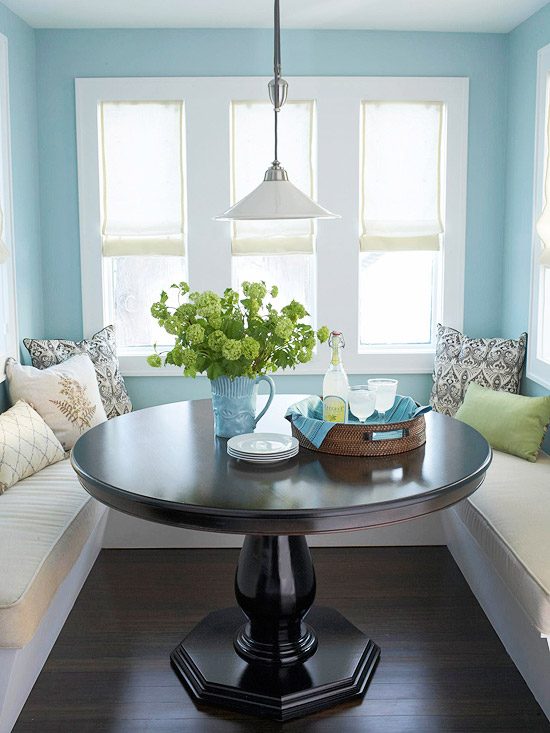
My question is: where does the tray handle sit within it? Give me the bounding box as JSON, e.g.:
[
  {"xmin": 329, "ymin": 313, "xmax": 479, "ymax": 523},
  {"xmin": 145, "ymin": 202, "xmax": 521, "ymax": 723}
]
[{"xmin": 363, "ymin": 427, "xmax": 410, "ymax": 442}]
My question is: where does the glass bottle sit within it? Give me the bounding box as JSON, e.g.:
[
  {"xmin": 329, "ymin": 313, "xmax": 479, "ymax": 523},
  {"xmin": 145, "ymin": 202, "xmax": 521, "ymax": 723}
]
[{"xmin": 322, "ymin": 331, "xmax": 349, "ymax": 423}]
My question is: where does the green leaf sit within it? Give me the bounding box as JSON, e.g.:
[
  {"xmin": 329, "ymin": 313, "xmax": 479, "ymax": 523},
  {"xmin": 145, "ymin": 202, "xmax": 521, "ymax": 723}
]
[
  {"xmin": 207, "ymin": 361, "xmax": 224, "ymax": 381},
  {"xmin": 160, "ymin": 290, "xmax": 168, "ymax": 304},
  {"xmin": 223, "ymin": 318, "xmax": 245, "ymax": 340}
]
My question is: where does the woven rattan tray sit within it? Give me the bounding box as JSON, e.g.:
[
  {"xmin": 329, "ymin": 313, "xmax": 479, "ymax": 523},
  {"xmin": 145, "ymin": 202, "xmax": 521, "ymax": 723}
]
[{"xmin": 291, "ymin": 408, "xmax": 426, "ymax": 457}]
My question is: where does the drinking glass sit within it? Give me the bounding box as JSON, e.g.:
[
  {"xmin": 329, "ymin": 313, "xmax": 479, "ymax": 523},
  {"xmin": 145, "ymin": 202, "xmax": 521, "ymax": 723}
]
[
  {"xmin": 367, "ymin": 378, "xmax": 398, "ymax": 421},
  {"xmin": 348, "ymin": 386, "xmax": 376, "ymax": 423}
]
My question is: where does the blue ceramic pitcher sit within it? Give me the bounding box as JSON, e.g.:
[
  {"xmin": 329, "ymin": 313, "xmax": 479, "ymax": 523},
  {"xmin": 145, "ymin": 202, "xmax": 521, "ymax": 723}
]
[{"xmin": 210, "ymin": 375, "xmax": 276, "ymax": 438}]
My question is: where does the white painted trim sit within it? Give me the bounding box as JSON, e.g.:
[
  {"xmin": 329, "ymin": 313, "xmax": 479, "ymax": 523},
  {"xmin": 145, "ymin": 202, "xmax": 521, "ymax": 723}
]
[
  {"xmin": 116, "ymin": 346, "xmax": 438, "ymax": 377},
  {"xmin": 0, "ymin": 508, "xmax": 107, "ymax": 733},
  {"xmin": 444, "ymin": 508, "xmax": 550, "ymax": 721},
  {"xmin": 76, "ymin": 76, "xmax": 468, "ymax": 377},
  {"xmin": 528, "ymin": 43, "xmax": 550, "ymax": 390},
  {"xmin": 0, "ymin": 33, "xmax": 18, "ymax": 382}
]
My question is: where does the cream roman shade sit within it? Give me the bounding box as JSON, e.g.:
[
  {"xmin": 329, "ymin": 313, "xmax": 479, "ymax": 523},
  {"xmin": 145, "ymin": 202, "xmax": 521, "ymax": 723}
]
[
  {"xmin": 536, "ymin": 102, "xmax": 550, "ymax": 266},
  {"xmin": 231, "ymin": 101, "xmax": 315, "ymax": 255},
  {"xmin": 100, "ymin": 101, "xmax": 186, "ymax": 257},
  {"xmin": 360, "ymin": 101, "xmax": 444, "ymax": 252},
  {"xmin": 0, "ymin": 199, "xmax": 10, "ymax": 264}
]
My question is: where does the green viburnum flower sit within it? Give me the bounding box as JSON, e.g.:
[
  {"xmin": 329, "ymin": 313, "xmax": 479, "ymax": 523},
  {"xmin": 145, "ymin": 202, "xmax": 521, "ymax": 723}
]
[
  {"xmin": 175, "ymin": 303, "xmax": 197, "ymax": 320},
  {"xmin": 297, "ymin": 348, "xmax": 313, "ymax": 364},
  {"xmin": 222, "ymin": 339, "xmax": 242, "ymax": 361},
  {"xmin": 317, "ymin": 326, "xmax": 330, "ymax": 343},
  {"xmin": 282, "ymin": 300, "xmax": 307, "ymax": 322},
  {"xmin": 270, "ymin": 286, "xmax": 278, "ymax": 298},
  {"xmin": 187, "ymin": 323, "xmax": 205, "ymax": 345},
  {"xmin": 196, "ymin": 290, "xmax": 222, "ymax": 319},
  {"xmin": 208, "ymin": 330, "xmax": 227, "ymax": 351},
  {"xmin": 181, "ymin": 348, "xmax": 197, "ymax": 368},
  {"xmin": 242, "ymin": 336, "xmax": 260, "ymax": 360},
  {"xmin": 243, "ymin": 281, "xmax": 267, "ymax": 301},
  {"xmin": 147, "ymin": 353, "xmax": 162, "ymax": 368},
  {"xmin": 151, "ymin": 302, "xmax": 168, "ymax": 319},
  {"xmin": 306, "ymin": 334, "xmax": 316, "ymax": 350},
  {"xmin": 275, "ymin": 316, "xmax": 293, "ymax": 341},
  {"xmin": 208, "ymin": 314, "xmax": 222, "ymax": 329},
  {"xmin": 163, "ymin": 316, "xmax": 180, "ymax": 335}
]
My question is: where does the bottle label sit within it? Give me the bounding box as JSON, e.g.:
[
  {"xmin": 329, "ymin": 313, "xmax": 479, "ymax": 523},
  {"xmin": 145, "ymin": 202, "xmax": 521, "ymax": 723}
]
[{"xmin": 323, "ymin": 395, "xmax": 347, "ymax": 423}]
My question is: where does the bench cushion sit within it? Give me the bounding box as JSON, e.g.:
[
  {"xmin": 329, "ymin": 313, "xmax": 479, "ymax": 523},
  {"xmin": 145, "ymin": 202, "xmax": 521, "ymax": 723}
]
[
  {"xmin": 454, "ymin": 449, "xmax": 550, "ymax": 634},
  {"xmin": 0, "ymin": 459, "xmax": 104, "ymax": 648}
]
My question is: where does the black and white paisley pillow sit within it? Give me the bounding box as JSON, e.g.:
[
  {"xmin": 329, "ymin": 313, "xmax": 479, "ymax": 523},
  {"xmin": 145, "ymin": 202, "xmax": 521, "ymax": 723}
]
[
  {"xmin": 430, "ymin": 324, "xmax": 527, "ymax": 417},
  {"xmin": 24, "ymin": 326, "xmax": 132, "ymax": 420}
]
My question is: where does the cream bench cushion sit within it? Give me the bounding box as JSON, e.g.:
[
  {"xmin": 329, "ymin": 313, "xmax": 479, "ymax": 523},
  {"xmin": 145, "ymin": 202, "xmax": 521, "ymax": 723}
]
[
  {"xmin": 0, "ymin": 458, "xmax": 104, "ymax": 648},
  {"xmin": 454, "ymin": 449, "xmax": 550, "ymax": 635}
]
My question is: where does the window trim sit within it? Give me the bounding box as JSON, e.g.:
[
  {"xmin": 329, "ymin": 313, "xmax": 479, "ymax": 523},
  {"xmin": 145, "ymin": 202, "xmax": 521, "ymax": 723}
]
[
  {"xmin": 76, "ymin": 76, "xmax": 468, "ymax": 377},
  {"xmin": 0, "ymin": 33, "xmax": 18, "ymax": 382},
  {"xmin": 528, "ymin": 43, "xmax": 550, "ymax": 390}
]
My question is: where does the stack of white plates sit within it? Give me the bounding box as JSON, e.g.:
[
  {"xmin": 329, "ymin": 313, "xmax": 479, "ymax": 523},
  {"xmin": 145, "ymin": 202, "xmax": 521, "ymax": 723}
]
[{"xmin": 227, "ymin": 433, "xmax": 299, "ymax": 464}]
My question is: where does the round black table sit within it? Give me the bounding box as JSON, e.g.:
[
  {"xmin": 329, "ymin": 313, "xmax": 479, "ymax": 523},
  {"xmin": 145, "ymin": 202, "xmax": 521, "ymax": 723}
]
[{"xmin": 71, "ymin": 395, "xmax": 491, "ymax": 722}]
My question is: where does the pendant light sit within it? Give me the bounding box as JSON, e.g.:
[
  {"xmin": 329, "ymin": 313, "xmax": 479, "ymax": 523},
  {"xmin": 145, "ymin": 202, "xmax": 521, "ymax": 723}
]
[{"xmin": 214, "ymin": 0, "xmax": 339, "ymax": 221}]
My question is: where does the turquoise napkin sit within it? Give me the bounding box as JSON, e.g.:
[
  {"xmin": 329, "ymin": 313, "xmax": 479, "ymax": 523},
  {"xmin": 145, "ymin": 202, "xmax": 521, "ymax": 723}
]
[{"xmin": 285, "ymin": 395, "xmax": 431, "ymax": 449}]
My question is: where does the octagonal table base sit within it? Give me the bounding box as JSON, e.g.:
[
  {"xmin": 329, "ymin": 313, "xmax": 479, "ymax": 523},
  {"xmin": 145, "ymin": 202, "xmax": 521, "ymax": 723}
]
[{"xmin": 170, "ymin": 536, "xmax": 380, "ymax": 721}]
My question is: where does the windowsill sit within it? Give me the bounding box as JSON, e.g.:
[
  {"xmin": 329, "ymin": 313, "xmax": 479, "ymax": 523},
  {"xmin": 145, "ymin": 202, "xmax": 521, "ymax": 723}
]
[
  {"xmin": 118, "ymin": 348, "xmax": 436, "ymax": 378},
  {"xmin": 526, "ymin": 362, "xmax": 550, "ymax": 391},
  {"xmin": 358, "ymin": 346, "xmax": 435, "ymax": 355}
]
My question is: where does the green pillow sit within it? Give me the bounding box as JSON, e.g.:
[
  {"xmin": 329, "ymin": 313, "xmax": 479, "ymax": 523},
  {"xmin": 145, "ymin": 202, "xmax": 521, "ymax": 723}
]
[{"xmin": 455, "ymin": 382, "xmax": 550, "ymax": 462}]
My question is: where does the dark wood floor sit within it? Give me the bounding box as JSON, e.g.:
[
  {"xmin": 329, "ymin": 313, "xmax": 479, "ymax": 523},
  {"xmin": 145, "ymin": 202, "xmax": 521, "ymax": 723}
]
[{"xmin": 14, "ymin": 547, "xmax": 549, "ymax": 732}]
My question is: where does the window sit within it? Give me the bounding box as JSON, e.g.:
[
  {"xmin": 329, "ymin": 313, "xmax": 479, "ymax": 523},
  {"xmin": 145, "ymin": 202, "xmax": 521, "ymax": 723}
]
[
  {"xmin": 231, "ymin": 101, "xmax": 316, "ymax": 319},
  {"xmin": 0, "ymin": 33, "xmax": 17, "ymax": 380},
  {"xmin": 529, "ymin": 43, "xmax": 550, "ymax": 389},
  {"xmin": 76, "ymin": 77, "xmax": 467, "ymax": 376},
  {"xmin": 359, "ymin": 101, "xmax": 444, "ymax": 351},
  {"xmin": 98, "ymin": 100, "xmax": 187, "ymax": 349},
  {"xmin": 360, "ymin": 251, "xmax": 437, "ymax": 346}
]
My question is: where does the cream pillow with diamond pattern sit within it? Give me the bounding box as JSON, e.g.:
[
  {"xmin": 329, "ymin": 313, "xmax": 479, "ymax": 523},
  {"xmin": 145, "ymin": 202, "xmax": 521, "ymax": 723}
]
[
  {"xmin": 6, "ymin": 353, "xmax": 108, "ymax": 450},
  {"xmin": 0, "ymin": 400, "xmax": 65, "ymax": 493}
]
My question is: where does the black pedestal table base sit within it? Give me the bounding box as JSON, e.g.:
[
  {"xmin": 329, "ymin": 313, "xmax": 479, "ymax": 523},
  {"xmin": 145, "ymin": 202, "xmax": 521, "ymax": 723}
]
[
  {"xmin": 170, "ymin": 535, "xmax": 380, "ymax": 721},
  {"xmin": 71, "ymin": 401, "xmax": 490, "ymax": 720}
]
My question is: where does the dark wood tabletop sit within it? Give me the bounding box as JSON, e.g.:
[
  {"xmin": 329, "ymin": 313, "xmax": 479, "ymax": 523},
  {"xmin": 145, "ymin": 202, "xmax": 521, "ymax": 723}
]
[{"xmin": 71, "ymin": 394, "xmax": 492, "ymax": 535}]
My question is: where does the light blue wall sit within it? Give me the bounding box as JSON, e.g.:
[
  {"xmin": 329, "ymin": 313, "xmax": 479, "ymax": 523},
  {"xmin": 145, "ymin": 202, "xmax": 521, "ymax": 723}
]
[
  {"xmin": 502, "ymin": 3, "xmax": 550, "ymax": 397},
  {"xmin": 34, "ymin": 28, "xmax": 508, "ymax": 409},
  {"xmin": 501, "ymin": 3, "xmax": 550, "ymax": 451},
  {"xmin": 0, "ymin": 3, "xmax": 42, "ymax": 411}
]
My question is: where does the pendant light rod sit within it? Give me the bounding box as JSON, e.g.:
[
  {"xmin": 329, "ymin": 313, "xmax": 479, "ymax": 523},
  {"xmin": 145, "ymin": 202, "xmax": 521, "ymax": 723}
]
[
  {"xmin": 274, "ymin": 107, "xmax": 278, "ymax": 163},
  {"xmin": 273, "ymin": 0, "xmax": 282, "ymax": 166},
  {"xmin": 274, "ymin": 0, "xmax": 281, "ymax": 78}
]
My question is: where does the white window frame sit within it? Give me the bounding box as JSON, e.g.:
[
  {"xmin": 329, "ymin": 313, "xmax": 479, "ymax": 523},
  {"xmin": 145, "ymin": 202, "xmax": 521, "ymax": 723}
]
[
  {"xmin": 528, "ymin": 43, "xmax": 550, "ymax": 389},
  {"xmin": 76, "ymin": 76, "xmax": 468, "ymax": 377},
  {"xmin": 0, "ymin": 33, "xmax": 17, "ymax": 382}
]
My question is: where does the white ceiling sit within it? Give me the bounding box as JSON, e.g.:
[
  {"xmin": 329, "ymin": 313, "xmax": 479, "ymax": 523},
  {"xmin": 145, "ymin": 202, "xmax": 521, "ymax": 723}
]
[{"xmin": 3, "ymin": 0, "xmax": 549, "ymax": 33}]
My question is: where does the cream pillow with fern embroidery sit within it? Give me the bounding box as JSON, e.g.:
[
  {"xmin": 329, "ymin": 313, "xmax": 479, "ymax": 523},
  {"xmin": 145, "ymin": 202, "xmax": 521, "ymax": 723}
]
[{"xmin": 6, "ymin": 354, "xmax": 107, "ymax": 450}]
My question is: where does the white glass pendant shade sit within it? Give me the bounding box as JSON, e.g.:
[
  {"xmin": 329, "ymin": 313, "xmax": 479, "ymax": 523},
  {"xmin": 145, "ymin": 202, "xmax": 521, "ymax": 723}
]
[
  {"xmin": 214, "ymin": 0, "xmax": 339, "ymax": 222},
  {"xmin": 214, "ymin": 167, "xmax": 339, "ymax": 221}
]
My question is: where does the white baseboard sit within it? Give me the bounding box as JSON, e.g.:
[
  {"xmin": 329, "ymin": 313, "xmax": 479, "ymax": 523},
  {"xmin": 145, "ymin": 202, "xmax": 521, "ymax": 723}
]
[
  {"xmin": 102, "ymin": 507, "xmax": 445, "ymax": 548},
  {"xmin": 0, "ymin": 509, "xmax": 108, "ymax": 733},
  {"xmin": 443, "ymin": 507, "xmax": 550, "ymax": 721}
]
